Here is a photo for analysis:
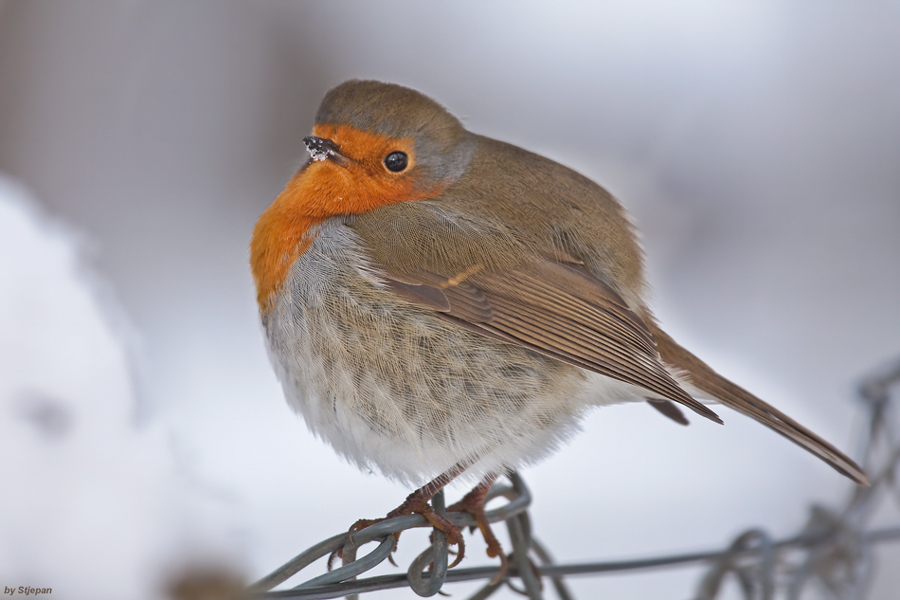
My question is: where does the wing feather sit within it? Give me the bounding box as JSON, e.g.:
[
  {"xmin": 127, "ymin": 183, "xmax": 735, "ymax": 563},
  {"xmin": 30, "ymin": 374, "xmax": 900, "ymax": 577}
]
[{"xmin": 383, "ymin": 257, "xmax": 722, "ymax": 424}]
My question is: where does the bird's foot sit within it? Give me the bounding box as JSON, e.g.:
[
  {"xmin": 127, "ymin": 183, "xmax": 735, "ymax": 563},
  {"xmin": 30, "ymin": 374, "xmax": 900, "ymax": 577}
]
[
  {"xmin": 447, "ymin": 477, "xmax": 508, "ymax": 580},
  {"xmin": 346, "ymin": 485, "xmax": 466, "ymax": 567}
]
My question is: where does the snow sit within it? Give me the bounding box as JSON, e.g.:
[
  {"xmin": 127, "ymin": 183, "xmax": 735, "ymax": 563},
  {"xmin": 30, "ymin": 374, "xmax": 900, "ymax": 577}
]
[{"xmin": 0, "ymin": 177, "xmax": 244, "ymax": 600}]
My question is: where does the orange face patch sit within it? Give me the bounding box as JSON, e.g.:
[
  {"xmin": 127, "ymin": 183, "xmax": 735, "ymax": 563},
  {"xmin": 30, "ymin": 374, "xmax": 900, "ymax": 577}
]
[
  {"xmin": 250, "ymin": 124, "xmax": 445, "ymax": 312},
  {"xmin": 298, "ymin": 123, "xmax": 420, "ymax": 216}
]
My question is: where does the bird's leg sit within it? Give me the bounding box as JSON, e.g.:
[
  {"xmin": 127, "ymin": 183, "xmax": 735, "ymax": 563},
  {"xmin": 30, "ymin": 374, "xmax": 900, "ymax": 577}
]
[
  {"xmin": 446, "ymin": 473, "xmax": 508, "ymax": 577},
  {"xmin": 348, "ymin": 461, "xmax": 469, "ymax": 561}
]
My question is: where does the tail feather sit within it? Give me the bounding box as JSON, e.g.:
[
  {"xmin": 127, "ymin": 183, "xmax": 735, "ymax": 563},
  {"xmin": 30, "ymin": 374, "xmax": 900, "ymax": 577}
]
[
  {"xmin": 646, "ymin": 399, "xmax": 690, "ymax": 425},
  {"xmin": 651, "ymin": 325, "xmax": 869, "ymax": 486}
]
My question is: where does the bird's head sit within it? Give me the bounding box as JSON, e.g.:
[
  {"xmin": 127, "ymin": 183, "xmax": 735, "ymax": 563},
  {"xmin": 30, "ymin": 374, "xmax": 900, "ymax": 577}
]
[
  {"xmin": 289, "ymin": 80, "xmax": 474, "ymax": 217},
  {"xmin": 251, "ymin": 80, "xmax": 473, "ymax": 311}
]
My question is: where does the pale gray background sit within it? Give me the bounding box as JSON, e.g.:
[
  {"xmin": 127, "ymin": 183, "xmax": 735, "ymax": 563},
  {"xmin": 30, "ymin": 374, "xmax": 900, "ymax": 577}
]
[{"xmin": 1, "ymin": 1, "xmax": 898, "ymax": 598}]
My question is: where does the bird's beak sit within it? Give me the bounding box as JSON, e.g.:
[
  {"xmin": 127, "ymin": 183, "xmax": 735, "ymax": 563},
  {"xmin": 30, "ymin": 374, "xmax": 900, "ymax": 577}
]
[{"xmin": 302, "ymin": 136, "xmax": 351, "ymax": 168}]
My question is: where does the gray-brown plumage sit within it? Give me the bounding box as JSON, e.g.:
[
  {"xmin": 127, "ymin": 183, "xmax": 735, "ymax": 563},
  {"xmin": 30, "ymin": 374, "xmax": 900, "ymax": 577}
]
[
  {"xmin": 344, "ymin": 129, "xmax": 866, "ymax": 485},
  {"xmin": 251, "ymin": 79, "xmax": 868, "ymax": 571}
]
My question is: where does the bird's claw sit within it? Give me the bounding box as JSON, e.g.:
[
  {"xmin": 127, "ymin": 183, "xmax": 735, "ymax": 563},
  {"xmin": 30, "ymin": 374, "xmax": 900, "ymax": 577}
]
[
  {"xmin": 446, "ymin": 478, "xmax": 509, "ymax": 580},
  {"xmin": 348, "ymin": 495, "xmax": 466, "ymax": 571}
]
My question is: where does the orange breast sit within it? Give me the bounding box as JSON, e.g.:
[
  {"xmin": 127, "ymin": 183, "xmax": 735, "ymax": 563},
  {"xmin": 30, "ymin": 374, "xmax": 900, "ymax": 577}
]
[{"xmin": 250, "ymin": 124, "xmax": 445, "ymax": 312}]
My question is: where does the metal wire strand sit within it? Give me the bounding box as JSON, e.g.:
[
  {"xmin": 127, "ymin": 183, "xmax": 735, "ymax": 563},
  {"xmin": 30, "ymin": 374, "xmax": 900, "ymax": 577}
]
[
  {"xmin": 247, "ymin": 472, "xmax": 533, "ymax": 597},
  {"xmin": 695, "ymin": 529, "xmax": 775, "ymax": 600},
  {"xmin": 506, "ymin": 512, "xmax": 542, "ymax": 599},
  {"xmin": 406, "ymin": 490, "xmax": 450, "ymax": 597},
  {"xmin": 529, "ymin": 537, "xmax": 575, "ymax": 600}
]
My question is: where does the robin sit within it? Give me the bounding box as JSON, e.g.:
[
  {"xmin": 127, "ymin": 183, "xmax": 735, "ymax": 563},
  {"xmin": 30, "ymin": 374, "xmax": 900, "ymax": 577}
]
[{"xmin": 250, "ymin": 80, "xmax": 867, "ymax": 573}]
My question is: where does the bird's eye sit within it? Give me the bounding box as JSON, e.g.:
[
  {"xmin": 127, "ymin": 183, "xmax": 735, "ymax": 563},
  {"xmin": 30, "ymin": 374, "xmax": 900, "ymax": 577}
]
[{"xmin": 384, "ymin": 151, "xmax": 409, "ymax": 172}]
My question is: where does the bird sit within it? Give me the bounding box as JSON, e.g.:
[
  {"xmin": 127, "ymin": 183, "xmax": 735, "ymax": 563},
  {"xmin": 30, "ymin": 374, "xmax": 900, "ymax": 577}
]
[{"xmin": 250, "ymin": 79, "xmax": 868, "ymax": 572}]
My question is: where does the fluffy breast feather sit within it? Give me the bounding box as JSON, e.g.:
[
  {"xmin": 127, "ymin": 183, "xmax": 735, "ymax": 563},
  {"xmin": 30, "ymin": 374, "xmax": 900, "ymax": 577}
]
[{"xmin": 262, "ymin": 218, "xmax": 645, "ymax": 485}]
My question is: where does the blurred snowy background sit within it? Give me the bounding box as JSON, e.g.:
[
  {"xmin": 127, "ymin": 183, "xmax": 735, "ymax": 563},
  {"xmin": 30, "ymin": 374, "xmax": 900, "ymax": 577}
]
[{"xmin": 1, "ymin": 1, "xmax": 898, "ymax": 598}]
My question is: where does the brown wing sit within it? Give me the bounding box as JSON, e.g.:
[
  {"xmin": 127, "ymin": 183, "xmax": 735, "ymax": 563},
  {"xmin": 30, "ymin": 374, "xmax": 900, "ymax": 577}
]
[
  {"xmin": 383, "ymin": 257, "xmax": 722, "ymax": 424},
  {"xmin": 649, "ymin": 325, "xmax": 869, "ymax": 485}
]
